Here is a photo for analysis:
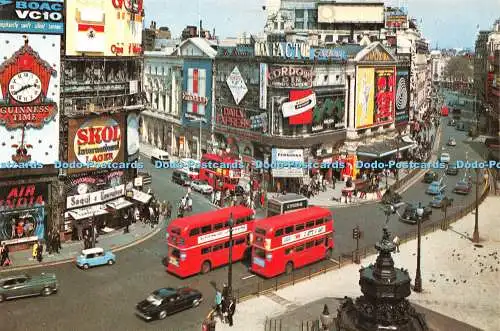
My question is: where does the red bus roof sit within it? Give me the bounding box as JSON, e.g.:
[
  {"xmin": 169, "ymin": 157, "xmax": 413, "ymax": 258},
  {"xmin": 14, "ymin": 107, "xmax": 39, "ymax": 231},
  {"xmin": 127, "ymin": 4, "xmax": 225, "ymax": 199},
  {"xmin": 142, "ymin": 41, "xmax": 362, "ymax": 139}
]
[
  {"xmin": 168, "ymin": 206, "xmax": 254, "ymax": 232},
  {"xmin": 254, "ymin": 206, "xmax": 332, "ymax": 232},
  {"xmin": 201, "ymin": 153, "xmax": 238, "ymax": 162}
]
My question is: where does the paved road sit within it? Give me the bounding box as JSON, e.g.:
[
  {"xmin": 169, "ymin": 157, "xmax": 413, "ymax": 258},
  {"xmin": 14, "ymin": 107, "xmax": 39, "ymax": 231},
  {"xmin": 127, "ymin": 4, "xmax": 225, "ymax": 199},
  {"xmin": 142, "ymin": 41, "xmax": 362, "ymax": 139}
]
[{"xmin": 0, "ymin": 91, "xmax": 487, "ymax": 331}]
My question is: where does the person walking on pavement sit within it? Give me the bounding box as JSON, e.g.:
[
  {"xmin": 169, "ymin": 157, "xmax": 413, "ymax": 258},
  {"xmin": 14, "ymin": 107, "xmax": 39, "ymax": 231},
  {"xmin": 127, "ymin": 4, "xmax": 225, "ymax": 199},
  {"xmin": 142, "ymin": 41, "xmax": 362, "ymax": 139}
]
[
  {"xmin": 32, "ymin": 241, "xmax": 38, "ymax": 261},
  {"xmin": 215, "ymin": 289, "xmax": 223, "ymax": 319},
  {"xmin": 166, "ymin": 201, "xmax": 172, "ymax": 219},
  {"xmin": 54, "ymin": 231, "xmax": 61, "ymax": 254},
  {"xmin": 187, "ymin": 196, "xmax": 193, "ymax": 212},
  {"xmin": 226, "ymin": 297, "xmax": 235, "ymax": 326},
  {"xmin": 36, "ymin": 240, "xmax": 44, "ymax": 263},
  {"xmin": 393, "ymin": 235, "xmax": 400, "ymax": 253},
  {"xmin": 1, "ymin": 243, "xmax": 11, "ymax": 266}
]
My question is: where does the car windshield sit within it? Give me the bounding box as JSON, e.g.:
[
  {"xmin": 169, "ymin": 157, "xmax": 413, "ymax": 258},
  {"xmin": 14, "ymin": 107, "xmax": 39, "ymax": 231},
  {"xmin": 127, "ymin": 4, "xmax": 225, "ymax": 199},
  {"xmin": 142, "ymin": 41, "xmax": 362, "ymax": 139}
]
[
  {"xmin": 198, "ymin": 181, "xmax": 208, "ymax": 186},
  {"xmin": 146, "ymin": 295, "xmax": 162, "ymax": 306}
]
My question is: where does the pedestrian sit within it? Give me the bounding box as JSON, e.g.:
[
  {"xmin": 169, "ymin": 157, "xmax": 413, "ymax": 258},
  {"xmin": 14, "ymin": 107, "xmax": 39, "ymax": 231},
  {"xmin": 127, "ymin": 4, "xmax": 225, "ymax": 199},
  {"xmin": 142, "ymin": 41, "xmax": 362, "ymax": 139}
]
[
  {"xmin": 36, "ymin": 240, "xmax": 44, "ymax": 263},
  {"xmin": 211, "ymin": 191, "xmax": 215, "ymax": 204},
  {"xmin": 166, "ymin": 201, "xmax": 172, "ymax": 219},
  {"xmin": 227, "ymin": 298, "xmax": 235, "ymax": 326},
  {"xmin": 124, "ymin": 213, "xmax": 130, "ymax": 233},
  {"xmin": 215, "ymin": 289, "xmax": 223, "ymax": 318},
  {"xmin": 393, "ymin": 235, "xmax": 400, "ymax": 253},
  {"xmin": 187, "ymin": 196, "xmax": 193, "ymax": 212},
  {"xmin": 32, "ymin": 241, "xmax": 38, "ymax": 261},
  {"xmin": 54, "ymin": 231, "xmax": 61, "ymax": 254}
]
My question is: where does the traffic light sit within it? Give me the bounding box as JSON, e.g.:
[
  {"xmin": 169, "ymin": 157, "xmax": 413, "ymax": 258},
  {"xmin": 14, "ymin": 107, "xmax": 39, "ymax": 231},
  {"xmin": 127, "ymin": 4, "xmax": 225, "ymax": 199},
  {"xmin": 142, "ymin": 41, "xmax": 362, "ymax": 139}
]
[{"xmin": 352, "ymin": 227, "xmax": 360, "ymax": 240}]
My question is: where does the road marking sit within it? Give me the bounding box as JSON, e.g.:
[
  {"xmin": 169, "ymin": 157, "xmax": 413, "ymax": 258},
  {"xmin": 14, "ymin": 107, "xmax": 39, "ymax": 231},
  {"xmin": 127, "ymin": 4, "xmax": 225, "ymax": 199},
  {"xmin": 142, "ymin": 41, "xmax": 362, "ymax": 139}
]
[
  {"xmin": 329, "ymin": 258, "xmax": 339, "ymax": 264},
  {"xmin": 241, "ymin": 274, "xmax": 256, "ymax": 280}
]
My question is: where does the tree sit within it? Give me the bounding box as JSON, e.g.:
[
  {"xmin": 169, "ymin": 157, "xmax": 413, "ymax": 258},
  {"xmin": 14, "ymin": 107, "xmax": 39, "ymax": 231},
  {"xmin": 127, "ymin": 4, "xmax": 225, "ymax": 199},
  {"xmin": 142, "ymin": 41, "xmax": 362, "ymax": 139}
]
[{"xmin": 443, "ymin": 56, "xmax": 473, "ymax": 83}]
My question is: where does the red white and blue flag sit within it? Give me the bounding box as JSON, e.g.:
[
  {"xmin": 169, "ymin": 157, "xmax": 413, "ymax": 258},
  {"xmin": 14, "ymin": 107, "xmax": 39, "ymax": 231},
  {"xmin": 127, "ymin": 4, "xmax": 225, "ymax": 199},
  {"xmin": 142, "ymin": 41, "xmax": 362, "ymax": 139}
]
[{"xmin": 187, "ymin": 68, "xmax": 207, "ymax": 115}]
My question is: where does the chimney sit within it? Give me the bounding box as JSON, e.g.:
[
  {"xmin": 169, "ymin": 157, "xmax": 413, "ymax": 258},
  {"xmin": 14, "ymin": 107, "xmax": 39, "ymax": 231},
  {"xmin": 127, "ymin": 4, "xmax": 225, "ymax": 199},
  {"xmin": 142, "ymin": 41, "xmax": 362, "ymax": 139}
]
[{"xmin": 199, "ymin": 20, "xmax": 202, "ymax": 37}]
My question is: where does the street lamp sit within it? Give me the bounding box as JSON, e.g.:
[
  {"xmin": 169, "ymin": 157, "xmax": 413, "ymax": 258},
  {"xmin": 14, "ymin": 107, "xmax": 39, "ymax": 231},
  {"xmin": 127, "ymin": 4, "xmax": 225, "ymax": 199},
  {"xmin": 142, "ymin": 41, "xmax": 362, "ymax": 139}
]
[
  {"xmin": 227, "ymin": 212, "xmax": 234, "ymax": 296},
  {"xmin": 320, "ymin": 304, "xmax": 334, "ymax": 330},
  {"xmin": 414, "ymin": 202, "xmax": 424, "ymax": 293},
  {"xmin": 191, "ymin": 117, "xmax": 205, "ymax": 160},
  {"xmin": 472, "ymin": 168, "xmax": 480, "ymax": 243}
]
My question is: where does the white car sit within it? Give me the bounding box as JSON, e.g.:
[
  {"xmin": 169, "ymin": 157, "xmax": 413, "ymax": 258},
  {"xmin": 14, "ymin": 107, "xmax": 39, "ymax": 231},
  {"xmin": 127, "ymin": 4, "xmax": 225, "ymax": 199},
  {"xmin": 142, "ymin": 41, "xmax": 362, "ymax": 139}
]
[
  {"xmin": 447, "ymin": 137, "xmax": 456, "ymax": 146},
  {"xmin": 190, "ymin": 180, "xmax": 213, "ymax": 194},
  {"xmin": 440, "ymin": 152, "xmax": 451, "ymax": 163}
]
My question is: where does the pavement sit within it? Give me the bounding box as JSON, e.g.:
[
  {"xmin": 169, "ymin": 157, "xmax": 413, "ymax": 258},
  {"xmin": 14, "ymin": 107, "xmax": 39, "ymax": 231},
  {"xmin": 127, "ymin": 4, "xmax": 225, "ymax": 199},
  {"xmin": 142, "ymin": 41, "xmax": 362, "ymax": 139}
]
[
  {"xmin": 1, "ymin": 220, "xmax": 165, "ymax": 273},
  {"xmin": 215, "ymin": 196, "xmax": 500, "ymax": 331}
]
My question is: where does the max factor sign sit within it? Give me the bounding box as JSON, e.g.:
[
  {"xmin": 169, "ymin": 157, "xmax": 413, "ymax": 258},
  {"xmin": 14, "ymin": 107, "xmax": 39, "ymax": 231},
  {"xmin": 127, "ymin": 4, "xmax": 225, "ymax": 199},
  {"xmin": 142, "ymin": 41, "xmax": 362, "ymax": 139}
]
[{"xmin": 254, "ymin": 42, "xmax": 310, "ymax": 59}]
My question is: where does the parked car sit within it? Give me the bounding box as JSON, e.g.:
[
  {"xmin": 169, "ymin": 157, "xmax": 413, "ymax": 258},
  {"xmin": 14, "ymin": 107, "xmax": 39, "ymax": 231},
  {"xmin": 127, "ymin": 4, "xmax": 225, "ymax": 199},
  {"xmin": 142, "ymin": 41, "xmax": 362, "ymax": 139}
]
[
  {"xmin": 135, "ymin": 287, "xmax": 203, "ymax": 321},
  {"xmin": 76, "ymin": 247, "xmax": 116, "ymax": 270},
  {"xmin": 190, "ymin": 180, "xmax": 213, "ymax": 194},
  {"xmin": 426, "ymin": 181, "xmax": 446, "ymax": 195},
  {"xmin": 429, "ymin": 194, "xmax": 454, "ymax": 208},
  {"xmin": 446, "ymin": 164, "xmax": 459, "ymax": 176},
  {"xmin": 399, "ymin": 204, "xmax": 432, "ymax": 224},
  {"xmin": 0, "ymin": 273, "xmax": 58, "ymax": 302},
  {"xmin": 381, "ymin": 188, "xmax": 402, "ymax": 205},
  {"xmin": 453, "ymin": 180, "xmax": 472, "ymax": 195},
  {"xmin": 448, "ymin": 119, "xmax": 456, "ymax": 126},
  {"xmin": 423, "ymin": 171, "xmax": 438, "ymax": 183},
  {"xmin": 171, "ymin": 170, "xmax": 191, "ymax": 186},
  {"xmin": 151, "ymin": 149, "xmax": 170, "ymax": 164},
  {"xmin": 447, "ymin": 137, "xmax": 456, "ymax": 146},
  {"xmin": 440, "ymin": 152, "xmax": 450, "ymax": 163}
]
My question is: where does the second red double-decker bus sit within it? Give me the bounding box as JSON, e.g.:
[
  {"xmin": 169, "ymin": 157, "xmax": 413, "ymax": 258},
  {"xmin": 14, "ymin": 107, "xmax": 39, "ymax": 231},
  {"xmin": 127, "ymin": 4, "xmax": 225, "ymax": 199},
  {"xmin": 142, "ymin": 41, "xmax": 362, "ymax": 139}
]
[
  {"xmin": 166, "ymin": 206, "xmax": 254, "ymax": 278},
  {"xmin": 198, "ymin": 153, "xmax": 241, "ymax": 191},
  {"xmin": 251, "ymin": 207, "xmax": 334, "ymax": 278}
]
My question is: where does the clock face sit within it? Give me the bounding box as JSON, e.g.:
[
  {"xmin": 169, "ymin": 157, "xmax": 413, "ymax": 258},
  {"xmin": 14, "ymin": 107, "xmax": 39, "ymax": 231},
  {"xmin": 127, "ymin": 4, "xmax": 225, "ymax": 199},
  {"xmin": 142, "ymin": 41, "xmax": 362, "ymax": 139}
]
[{"xmin": 8, "ymin": 72, "xmax": 42, "ymax": 103}]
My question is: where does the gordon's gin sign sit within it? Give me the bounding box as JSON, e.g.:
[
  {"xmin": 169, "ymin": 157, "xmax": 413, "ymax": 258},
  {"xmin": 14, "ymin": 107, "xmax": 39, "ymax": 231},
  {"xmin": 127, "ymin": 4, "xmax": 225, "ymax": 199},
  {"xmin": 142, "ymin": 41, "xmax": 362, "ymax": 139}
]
[{"xmin": 74, "ymin": 117, "xmax": 121, "ymax": 164}]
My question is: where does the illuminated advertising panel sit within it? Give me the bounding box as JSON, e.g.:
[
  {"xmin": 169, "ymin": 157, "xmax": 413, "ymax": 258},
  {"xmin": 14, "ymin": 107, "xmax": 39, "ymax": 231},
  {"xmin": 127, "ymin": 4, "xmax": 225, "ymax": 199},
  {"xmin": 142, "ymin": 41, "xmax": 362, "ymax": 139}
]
[
  {"xmin": 395, "ymin": 69, "xmax": 410, "ymax": 125},
  {"xmin": 0, "ymin": 0, "xmax": 64, "ymax": 34},
  {"xmin": 355, "ymin": 67, "xmax": 375, "ymax": 128},
  {"xmin": 374, "ymin": 67, "xmax": 395, "ymax": 125}
]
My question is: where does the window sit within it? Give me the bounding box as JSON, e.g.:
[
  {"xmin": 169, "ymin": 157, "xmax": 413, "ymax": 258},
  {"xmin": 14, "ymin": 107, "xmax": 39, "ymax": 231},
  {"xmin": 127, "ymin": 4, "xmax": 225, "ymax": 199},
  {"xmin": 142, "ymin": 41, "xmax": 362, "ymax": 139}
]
[
  {"xmin": 254, "ymin": 248, "xmax": 266, "ymax": 258},
  {"xmin": 306, "ymin": 241, "xmax": 314, "ymax": 249},
  {"xmin": 201, "ymin": 225, "xmax": 212, "ymax": 233},
  {"xmin": 285, "ymin": 247, "xmax": 293, "ymax": 255},
  {"xmin": 275, "ymin": 228, "xmax": 283, "ymax": 237},
  {"xmin": 316, "ymin": 219, "xmax": 324, "ymax": 226},
  {"xmin": 306, "ymin": 221, "xmax": 314, "ymax": 228},
  {"xmin": 315, "ymin": 238, "xmax": 325, "ymax": 246},
  {"xmin": 235, "ymin": 238, "xmax": 245, "ymax": 245},
  {"xmin": 295, "ymin": 9, "xmax": 304, "ymax": 19},
  {"xmin": 171, "ymin": 249, "xmax": 180, "ymax": 258},
  {"xmin": 295, "ymin": 244, "xmax": 305, "ymax": 252},
  {"xmin": 224, "ymin": 241, "xmax": 230, "ymax": 248},
  {"xmin": 213, "ymin": 244, "xmax": 223, "ymax": 252},
  {"xmin": 295, "ymin": 224, "xmax": 304, "ymax": 231},
  {"xmin": 236, "ymin": 218, "xmax": 245, "ymax": 225},
  {"xmin": 189, "ymin": 228, "xmax": 200, "ymax": 236},
  {"xmin": 87, "ymin": 254, "xmax": 95, "ymax": 259},
  {"xmin": 255, "ymin": 228, "xmax": 266, "ymax": 236},
  {"xmin": 294, "ymin": 22, "xmax": 304, "ymax": 30},
  {"xmin": 201, "ymin": 247, "xmax": 211, "ymax": 254},
  {"xmin": 214, "ymin": 223, "xmax": 223, "ymax": 230},
  {"xmin": 285, "ymin": 226, "xmax": 294, "ymax": 234}
]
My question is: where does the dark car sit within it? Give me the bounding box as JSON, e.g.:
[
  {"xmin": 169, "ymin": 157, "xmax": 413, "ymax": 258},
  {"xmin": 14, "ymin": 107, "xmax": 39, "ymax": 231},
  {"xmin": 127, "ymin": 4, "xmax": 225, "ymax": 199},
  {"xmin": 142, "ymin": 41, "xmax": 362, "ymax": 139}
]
[
  {"xmin": 399, "ymin": 204, "xmax": 432, "ymax": 224},
  {"xmin": 136, "ymin": 287, "xmax": 203, "ymax": 321},
  {"xmin": 0, "ymin": 273, "xmax": 58, "ymax": 302},
  {"xmin": 456, "ymin": 122, "xmax": 466, "ymax": 131},
  {"xmin": 423, "ymin": 171, "xmax": 438, "ymax": 184},
  {"xmin": 171, "ymin": 170, "xmax": 191, "ymax": 186},
  {"xmin": 446, "ymin": 165, "xmax": 459, "ymax": 176},
  {"xmin": 453, "ymin": 180, "xmax": 472, "ymax": 195}
]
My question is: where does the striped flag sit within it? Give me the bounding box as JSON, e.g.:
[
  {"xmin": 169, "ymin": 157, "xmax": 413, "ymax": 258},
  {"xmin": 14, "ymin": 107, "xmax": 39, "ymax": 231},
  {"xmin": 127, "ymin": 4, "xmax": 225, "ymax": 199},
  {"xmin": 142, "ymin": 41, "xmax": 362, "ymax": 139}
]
[{"xmin": 187, "ymin": 68, "xmax": 207, "ymax": 115}]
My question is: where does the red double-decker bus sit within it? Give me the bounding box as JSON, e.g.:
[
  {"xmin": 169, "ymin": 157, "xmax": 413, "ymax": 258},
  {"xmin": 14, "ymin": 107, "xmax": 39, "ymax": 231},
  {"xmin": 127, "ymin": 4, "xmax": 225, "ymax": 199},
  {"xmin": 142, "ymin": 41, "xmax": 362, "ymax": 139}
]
[
  {"xmin": 251, "ymin": 207, "xmax": 334, "ymax": 278},
  {"xmin": 198, "ymin": 153, "xmax": 241, "ymax": 191},
  {"xmin": 166, "ymin": 206, "xmax": 254, "ymax": 278}
]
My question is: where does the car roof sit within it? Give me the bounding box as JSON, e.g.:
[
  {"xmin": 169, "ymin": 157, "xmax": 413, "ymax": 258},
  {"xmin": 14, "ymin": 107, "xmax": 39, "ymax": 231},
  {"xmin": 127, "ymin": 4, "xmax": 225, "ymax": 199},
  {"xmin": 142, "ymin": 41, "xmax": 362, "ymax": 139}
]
[
  {"xmin": 153, "ymin": 287, "xmax": 177, "ymax": 298},
  {"xmin": 82, "ymin": 247, "xmax": 104, "ymax": 255},
  {"xmin": 0, "ymin": 274, "xmax": 29, "ymax": 281},
  {"xmin": 430, "ymin": 181, "xmax": 440, "ymax": 185},
  {"xmin": 457, "ymin": 180, "xmax": 468, "ymax": 185}
]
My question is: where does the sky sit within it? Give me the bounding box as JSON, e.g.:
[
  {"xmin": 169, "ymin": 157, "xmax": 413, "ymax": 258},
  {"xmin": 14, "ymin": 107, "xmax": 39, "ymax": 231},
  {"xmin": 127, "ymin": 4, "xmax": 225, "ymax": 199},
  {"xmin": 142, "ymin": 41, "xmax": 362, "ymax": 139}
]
[{"xmin": 143, "ymin": 0, "xmax": 499, "ymax": 49}]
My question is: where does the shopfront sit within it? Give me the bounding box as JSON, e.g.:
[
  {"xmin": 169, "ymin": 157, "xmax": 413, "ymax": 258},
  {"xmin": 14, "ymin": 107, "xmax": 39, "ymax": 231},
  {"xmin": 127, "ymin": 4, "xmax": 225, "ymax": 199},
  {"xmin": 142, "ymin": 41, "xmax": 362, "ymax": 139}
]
[{"xmin": 0, "ymin": 183, "xmax": 49, "ymax": 250}]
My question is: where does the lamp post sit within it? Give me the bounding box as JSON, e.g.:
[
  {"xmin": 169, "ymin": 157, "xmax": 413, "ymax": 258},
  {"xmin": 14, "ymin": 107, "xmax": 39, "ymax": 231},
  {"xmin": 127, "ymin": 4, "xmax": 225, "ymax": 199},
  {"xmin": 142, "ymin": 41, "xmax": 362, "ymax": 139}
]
[
  {"xmin": 414, "ymin": 202, "xmax": 424, "ymax": 292},
  {"xmin": 472, "ymin": 168, "xmax": 480, "ymax": 243},
  {"xmin": 320, "ymin": 304, "xmax": 334, "ymax": 330},
  {"xmin": 192, "ymin": 118, "xmax": 205, "ymax": 160},
  {"xmin": 227, "ymin": 212, "xmax": 234, "ymax": 296}
]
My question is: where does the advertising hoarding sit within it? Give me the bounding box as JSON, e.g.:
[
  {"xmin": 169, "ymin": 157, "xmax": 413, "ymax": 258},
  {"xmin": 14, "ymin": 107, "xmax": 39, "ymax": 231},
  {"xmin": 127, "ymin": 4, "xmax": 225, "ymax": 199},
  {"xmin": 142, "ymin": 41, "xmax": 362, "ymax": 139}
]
[
  {"xmin": 182, "ymin": 59, "xmax": 212, "ymax": 127},
  {"xmin": 65, "ymin": 0, "xmax": 143, "ymax": 56},
  {"xmin": 67, "ymin": 114, "xmax": 125, "ymax": 174},
  {"xmin": 318, "ymin": 3, "xmax": 384, "ymax": 24},
  {"xmin": 374, "ymin": 67, "xmax": 395, "ymax": 125},
  {"xmin": 226, "ymin": 66, "xmax": 248, "ymax": 105},
  {"xmin": 309, "ymin": 47, "xmax": 347, "ymax": 61},
  {"xmin": 385, "ymin": 7, "xmax": 408, "ymax": 28},
  {"xmin": 395, "ymin": 69, "xmax": 410, "ymax": 125},
  {"xmin": 259, "ymin": 63, "xmax": 267, "ymax": 109},
  {"xmin": 283, "ymin": 90, "xmax": 315, "ymax": 125},
  {"xmin": 0, "ymin": 34, "xmax": 60, "ymax": 165},
  {"xmin": 217, "ymin": 45, "xmax": 254, "ymax": 57},
  {"xmin": 311, "ymin": 94, "xmax": 345, "ymax": 132},
  {"xmin": 268, "ymin": 65, "xmax": 314, "ymax": 89},
  {"xmin": 271, "ymin": 148, "xmax": 304, "ymax": 178},
  {"xmin": 355, "ymin": 67, "xmax": 375, "ymax": 128},
  {"xmin": 0, "ymin": 0, "xmax": 64, "ymax": 34},
  {"xmin": 127, "ymin": 113, "xmax": 139, "ymax": 161},
  {"xmin": 254, "ymin": 42, "xmax": 310, "ymax": 59}
]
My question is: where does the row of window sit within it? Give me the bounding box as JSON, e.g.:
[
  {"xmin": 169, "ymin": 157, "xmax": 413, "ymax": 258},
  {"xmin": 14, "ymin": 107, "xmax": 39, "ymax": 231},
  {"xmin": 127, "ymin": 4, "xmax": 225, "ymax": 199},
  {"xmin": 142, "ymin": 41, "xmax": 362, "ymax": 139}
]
[
  {"xmin": 201, "ymin": 238, "xmax": 247, "ymax": 254},
  {"xmin": 274, "ymin": 218, "xmax": 327, "ymax": 237},
  {"xmin": 188, "ymin": 216, "xmax": 253, "ymax": 236},
  {"xmin": 254, "ymin": 237, "xmax": 326, "ymax": 258}
]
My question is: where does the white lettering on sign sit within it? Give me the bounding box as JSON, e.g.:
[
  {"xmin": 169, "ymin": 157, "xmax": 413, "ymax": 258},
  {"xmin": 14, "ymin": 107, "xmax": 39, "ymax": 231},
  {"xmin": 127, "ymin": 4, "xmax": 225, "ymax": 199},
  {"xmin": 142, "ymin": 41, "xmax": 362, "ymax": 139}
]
[
  {"xmin": 281, "ymin": 225, "xmax": 326, "ymax": 245},
  {"xmin": 197, "ymin": 224, "xmax": 248, "ymax": 244}
]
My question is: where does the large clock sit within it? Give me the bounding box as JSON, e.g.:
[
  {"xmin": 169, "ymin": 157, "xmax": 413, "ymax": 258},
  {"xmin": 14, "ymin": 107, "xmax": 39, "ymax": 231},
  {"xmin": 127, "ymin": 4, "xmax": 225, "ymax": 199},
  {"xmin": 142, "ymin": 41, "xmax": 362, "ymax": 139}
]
[{"xmin": 8, "ymin": 71, "xmax": 42, "ymax": 103}]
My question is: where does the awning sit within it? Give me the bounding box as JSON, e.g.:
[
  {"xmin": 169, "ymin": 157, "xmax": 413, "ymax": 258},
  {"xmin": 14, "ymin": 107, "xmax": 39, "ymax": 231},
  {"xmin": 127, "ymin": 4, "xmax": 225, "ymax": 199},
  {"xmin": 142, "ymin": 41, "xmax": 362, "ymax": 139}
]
[
  {"xmin": 67, "ymin": 205, "xmax": 109, "ymax": 220},
  {"xmin": 106, "ymin": 198, "xmax": 134, "ymax": 210},
  {"xmin": 130, "ymin": 189, "xmax": 152, "ymax": 204},
  {"xmin": 356, "ymin": 138, "xmax": 416, "ymax": 158}
]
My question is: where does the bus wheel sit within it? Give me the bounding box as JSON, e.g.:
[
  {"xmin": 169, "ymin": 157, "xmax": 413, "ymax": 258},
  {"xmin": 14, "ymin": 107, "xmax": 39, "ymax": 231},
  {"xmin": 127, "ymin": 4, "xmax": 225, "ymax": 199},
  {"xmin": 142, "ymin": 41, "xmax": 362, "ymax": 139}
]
[
  {"xmin": 201, "ymin": 261, "xmax": 211, "ymax": 274},
  {"xmin": 325, "ymin": 249, "xmax": 333, "ymax": 260},
  {"xmin": 285, "ymin": 262, "xmax": 294, "ymax": 275}
]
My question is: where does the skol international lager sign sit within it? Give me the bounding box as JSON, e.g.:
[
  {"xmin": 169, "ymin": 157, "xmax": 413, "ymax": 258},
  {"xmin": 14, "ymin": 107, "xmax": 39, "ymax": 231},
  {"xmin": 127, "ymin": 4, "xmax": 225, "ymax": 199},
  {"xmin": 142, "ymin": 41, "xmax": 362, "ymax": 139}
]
[{"xmin": 74, "ymin": 117, "xmax": 122, "ymax": 164}]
